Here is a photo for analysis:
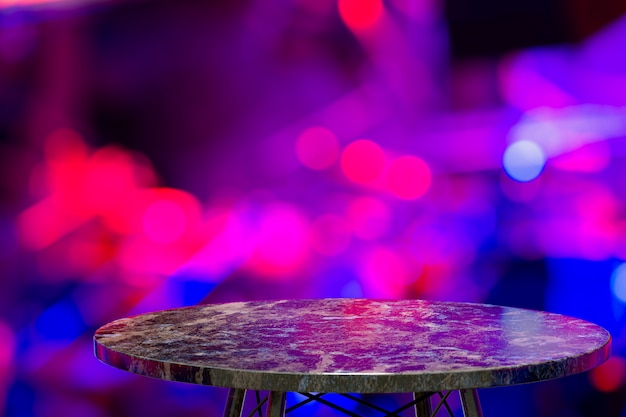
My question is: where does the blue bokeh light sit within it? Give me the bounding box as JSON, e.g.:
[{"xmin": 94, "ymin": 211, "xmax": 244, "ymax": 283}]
[
  {"xmin": 503, "ymin": 140, "xmax": 547, "ymax": 182},
  {"xmin": 611, "ymin": 263, "xmax": 626, "ymax": 303},
  {"xmin": 34, "ymin": 298, "xmax": 85, "ymax": 341}
]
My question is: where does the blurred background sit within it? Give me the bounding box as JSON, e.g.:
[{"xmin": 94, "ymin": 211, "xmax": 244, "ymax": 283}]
[{"xmin": 2, "ymin": 0, "xmax": 626, "ymax": 415}]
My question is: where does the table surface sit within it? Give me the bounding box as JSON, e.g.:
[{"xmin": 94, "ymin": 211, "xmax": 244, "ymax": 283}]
[{"xmin": 94, "ymin": 298, "xmax": 611, "ymax": 393}]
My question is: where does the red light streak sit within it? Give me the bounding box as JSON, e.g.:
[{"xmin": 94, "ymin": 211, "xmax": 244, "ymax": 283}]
[{"xmin": 18, "ymin": 196, "xmax": 91, "ymax": 250}]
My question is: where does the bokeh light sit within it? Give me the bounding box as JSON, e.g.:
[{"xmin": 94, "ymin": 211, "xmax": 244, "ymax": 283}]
[
  {"xmin": 359, "ymin": 247, "xmax": 413, "ymax": 298},
  {"xmin": 611, "ymin": 262, "xmax": 626, "ymax": 303},
  {"xmin": 551, "ymin": 140, "xmax": 611, "ymax": 173},
  {"xmin": 0, "ymin": 320, "xmax": 15, "ymax": 374},
  {"xmin": 387, "ymin": 155, "xmax": 431, "ymax": 200},
  {"xmin": 82, "ymin": 146, "xmax": 138, "ymax": 213},
  {"xmin": 1, "ymin": 0, "xmax": 79, "ymax": 6},
  {"xmin": 247, "ymin": 203, "xmax": 310, "ymax": 279},
  {"xmin": 338, "ymin": 0, "xmax": 384, "ymax": 32},
  {"xmin": 142, "ymin": 199, "xmax": 188, "ymax": 244},
  {"xmin": 502, "ymin": 140, "xmax": 546, "ymax": 182},
  {"xmin": 35, "ymin": 298, "xmax": 85, "ymax": 341},
  {"xmin": 309, "ymin": 214, "xmax": 352, "ymax": 256},
  {"xmin": 44, "ymin": 128, "xmax": 88, "ymax": 173},
  {"xmin": 346, "ymin": 196, "xmax": 392, "ymax": 240},
  {"xmin": 341, "ymin": 139, "xmax": 386, "ymax": 184},
  {"xmin": 589, "ymin": 356, "xmax": 626, "ymax": 392},
  {"xmin": 295, "ymin": 126, "xmax": 340, "ymax": 170},
  {"xmin": 0, "ymin": 322, "xmax": 14, "ymax": 415}
]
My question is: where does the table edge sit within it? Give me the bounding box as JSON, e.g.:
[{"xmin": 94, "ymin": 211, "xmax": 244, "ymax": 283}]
[{"xmin": 93, "ymin": 331, "xmax": 612, "ymax": 393}]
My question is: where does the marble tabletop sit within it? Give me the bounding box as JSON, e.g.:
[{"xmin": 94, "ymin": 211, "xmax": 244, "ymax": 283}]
[{"xmin": 94, "ymin": 298, "xmax": 611, "ymax": 393}]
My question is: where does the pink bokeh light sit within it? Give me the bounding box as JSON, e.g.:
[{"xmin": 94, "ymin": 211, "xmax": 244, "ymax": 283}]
[
  {"xmin": 359, "ymin": 246, "xmax": 414, "ymax": 298},
  {"xmin": 346, "ymin": 196, "xmax": 392, "ymax": 241},
  {"xmin": 310, "ymin": 213, "xmax": 352, "ymax": 256},
  {"xmin": 295, "ymin": 126, "xmax": 341, "ymax": 170},
  {"xmin": 387, "ymin": 155, "xmax": 431, "ymax": 199},
  {"xmin": 246, "ymin": 203, "xmax": 311, "ymax": 280},
  {"xmin": 0, "ymin": 321, "xmax": 15, "ymax": 413},
  {"xmin": 338, "ymin": 0, "xmax": 384, "ymax": 32},
  {"xmin": 142, "ymin": 200, "xmax": 188, "ymax": 244},
  {"xmin": 340, "ymin": 139, "xmax": 386, "ymax": 184}
]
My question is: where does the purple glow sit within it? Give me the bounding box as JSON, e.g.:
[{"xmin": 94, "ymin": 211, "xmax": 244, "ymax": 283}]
[
  {"xmin": 246, "ymin": 203, "xmax": 311, "ymax": 279},
  {"xmin": 3, "ymin": 2, "xmax": 626, "ymax": 417},
  {"xmin": 310, "ymin": 214, "xmax": 352, "ymax": 257}
]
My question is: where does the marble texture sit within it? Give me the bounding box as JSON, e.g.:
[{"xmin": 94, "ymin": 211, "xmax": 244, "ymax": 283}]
[{"xmin": 94, "ymin": 299, "xmax": 611, "ymax": 393}]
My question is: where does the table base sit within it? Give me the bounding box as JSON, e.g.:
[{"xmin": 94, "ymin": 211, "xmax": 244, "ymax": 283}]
[{"xmin": 223, "ymin": 388, "xmax": 483, "ymax": 417}]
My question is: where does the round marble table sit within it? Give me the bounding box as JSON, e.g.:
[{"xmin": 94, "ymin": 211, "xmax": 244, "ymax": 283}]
[{"xmin": 94, "ymin": 299, "xmax": 611, "ymax": 417}]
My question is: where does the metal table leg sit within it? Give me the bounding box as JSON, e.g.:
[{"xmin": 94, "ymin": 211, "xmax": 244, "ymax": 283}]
[
  {"xmin": 460, "ymin": 389, "xmax": 484, "ymax": 417},
  {"xmin": 223, "ymin": 388, "xmax": 246, "ymax": 417},
  {"xmin": 414, "ymin": 392, "xmax": 432, "ymax": 417},
  {"xmin": 267, "ymin": 391, "xmax": 287, "ymax": 417}
]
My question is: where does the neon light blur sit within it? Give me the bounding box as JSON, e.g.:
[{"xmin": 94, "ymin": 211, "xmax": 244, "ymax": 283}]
[
  {"xmin": 0, "ymin": 321, "xmax": 15, "ymax": 371},
  {"xmin": 295, "ymin": 126, "xmax": 340, "ymax": 170},
  {"xmin": 310, "ymin": 214, "xmax": 351, "ymax": 256},
  {"xmin": 0, "ymin": 0, "xmax": 104, "ymax": 8},
  {"xmin": 551, "ymin": 141, "xmax": 611, "ymax": 173},
  {"xmin": 498, "ymin": 52, "xmax": 575, "ymax": 110},
  {"xmin": 8, "ymin": 5, "xmax": 626, "ymax": 417},
  {"xmin": 507, "ymin": 105, "xmax": 626, "ymax": 158},
  {"xmin": 611, "ymin": 263, "xmax": 626, "ymax": 303},
  {"xmin": 359, "ymin": 247, "xmax": 412, "ymax": 298},
  {"xmin": 18, "ymin": 129, "xmax": 156, "ymax": 250},
  {"xmin": 387, "ymin": 155, "xmax": 431, "ymax": 200},
  {"xmin": 341, "ymin": 139, "xmax": 386, "ymax": 184},
  {"xmin": 0, "ymin": 321, "xmax": 14, "ymax": 414},
  {"xmin": 338, "ymin": 0, "xmax": 383, "ymax": 32},
  {"xmin": 143, "ymin": 200, "xmax": 188, "ymax": 244},
  {"xmin": 502, "ymin": 140, "xmax": 546, "ymax": 182},
  {"xmin": 82, "ymin": 147, "xmax": 139, "ymax": 213},
  {"xmin": 589, "ymin": 356, "xmax": 626, "ymax": 392},
  {"xmin": 346, "ymin": 196, "xmax": 392, "ymax": 240},
  {"xmin": 172, "ymin": 210, "xmax": 241, "ymax": 281},
  {"xmin": 247, "ymin": 203, "xmax": 310, "ymax": 279}
]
